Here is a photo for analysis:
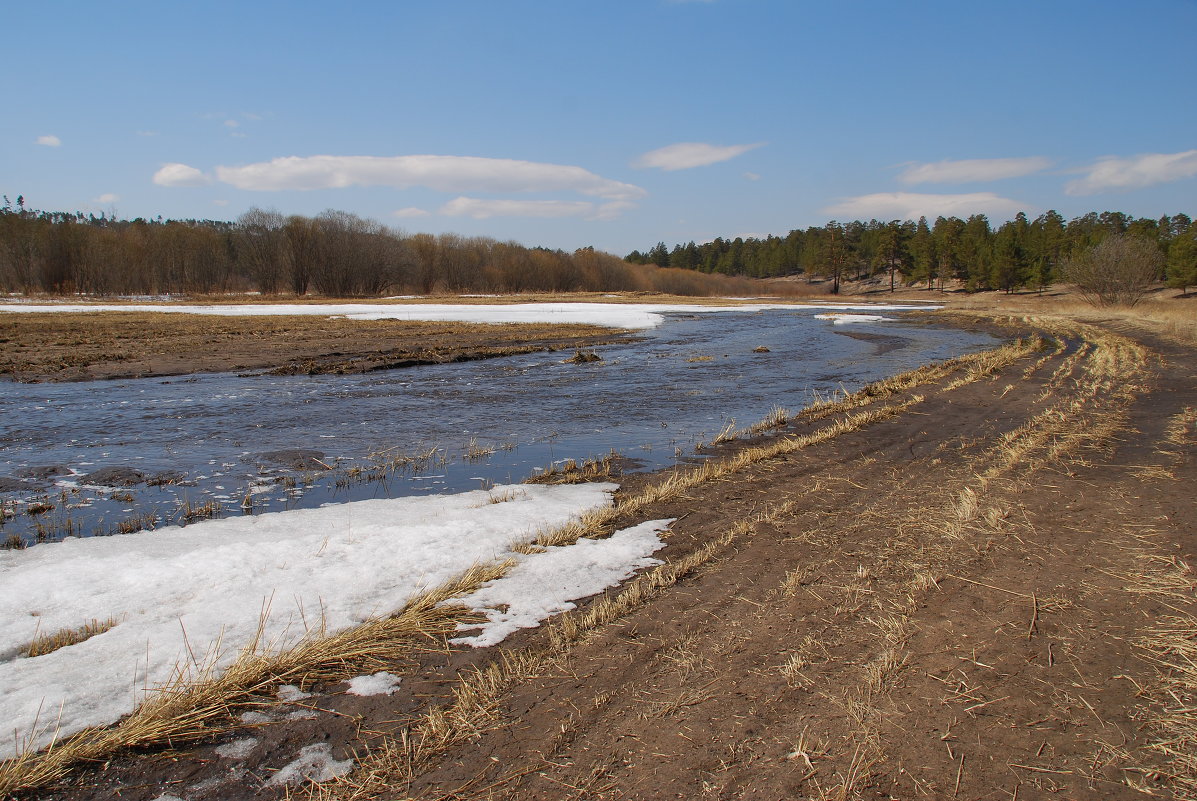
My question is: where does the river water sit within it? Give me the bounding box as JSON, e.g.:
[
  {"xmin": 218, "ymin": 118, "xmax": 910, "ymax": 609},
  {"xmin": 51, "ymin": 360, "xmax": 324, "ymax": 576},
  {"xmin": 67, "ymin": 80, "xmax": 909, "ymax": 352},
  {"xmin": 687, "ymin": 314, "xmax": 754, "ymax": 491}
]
[{"xmin": 0, "ymin": 310, "xmax": 997, "ymax": 545}]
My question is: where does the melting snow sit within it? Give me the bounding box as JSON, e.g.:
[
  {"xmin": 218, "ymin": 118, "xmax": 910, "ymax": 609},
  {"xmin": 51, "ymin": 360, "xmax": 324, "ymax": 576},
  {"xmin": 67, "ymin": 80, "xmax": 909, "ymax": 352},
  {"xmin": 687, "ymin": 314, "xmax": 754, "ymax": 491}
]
[
  {"xmin": 215, "ymin": 736, "xmax": 259, "ymax": 760},
  {"xmin": 343, "ymin": 671, "xmax": 403, "ymax": 697},
  {"xmin": 449, "ymin": 519, "xmax": 671, "ymax": 647},
  {"xmin": 815, "ymin": 313, "xmax": 894, "ymax": 324},
  {"xmin": 266, "ymin": 743, "xmax": 352, "ymax": 786},
  {"xmin": 276, "ymin": 684, "xmax": 312, "ymax": 702},
  {"xmin": 0, "ymin": 482, "xmax": 663, "ymax": 749}
]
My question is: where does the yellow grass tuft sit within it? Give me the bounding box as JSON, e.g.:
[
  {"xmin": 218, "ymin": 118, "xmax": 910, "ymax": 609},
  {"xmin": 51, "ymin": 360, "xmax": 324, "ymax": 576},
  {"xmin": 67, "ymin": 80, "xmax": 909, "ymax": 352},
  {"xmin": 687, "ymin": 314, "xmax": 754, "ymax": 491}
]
[{"xmin": 26, "ymin": 618, "xmax": 119, "ymax": 658}]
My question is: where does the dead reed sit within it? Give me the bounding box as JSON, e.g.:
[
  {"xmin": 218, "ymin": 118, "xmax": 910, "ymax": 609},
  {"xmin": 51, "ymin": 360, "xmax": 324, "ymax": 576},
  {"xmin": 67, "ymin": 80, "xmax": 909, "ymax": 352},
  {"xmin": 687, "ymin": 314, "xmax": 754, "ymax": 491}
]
[{"xmin": 524, "ymin": 451, "xmax": 619, "ymax": 485}]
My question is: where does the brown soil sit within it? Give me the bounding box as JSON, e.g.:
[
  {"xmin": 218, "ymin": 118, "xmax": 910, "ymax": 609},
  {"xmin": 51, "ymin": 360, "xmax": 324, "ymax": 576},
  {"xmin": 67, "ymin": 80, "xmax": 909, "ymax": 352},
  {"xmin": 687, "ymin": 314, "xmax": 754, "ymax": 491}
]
[
  {"xmin": 0, "ymin": 312, "xmax": 627, "ymax": 382},
  {"xmin": 14, "ymin": 304, "xmax": 1197, "ymax": 801}
]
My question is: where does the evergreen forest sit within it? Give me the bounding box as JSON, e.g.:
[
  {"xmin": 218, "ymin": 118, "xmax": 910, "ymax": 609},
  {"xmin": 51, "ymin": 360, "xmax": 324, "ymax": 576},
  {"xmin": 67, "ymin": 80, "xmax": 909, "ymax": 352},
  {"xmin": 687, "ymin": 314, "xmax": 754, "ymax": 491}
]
[{"xmin": 627, "ymin": 212, "xmax": 1197, "ymax": 294}]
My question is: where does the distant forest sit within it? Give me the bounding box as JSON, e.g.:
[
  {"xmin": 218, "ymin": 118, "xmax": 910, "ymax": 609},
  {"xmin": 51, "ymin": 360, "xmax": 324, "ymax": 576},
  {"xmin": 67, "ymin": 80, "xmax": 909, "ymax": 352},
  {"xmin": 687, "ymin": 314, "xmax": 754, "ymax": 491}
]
[
  {"xmin": 0, "ymin": 197, "xmax": 758, "ymax": 297},
  {"xmin": 627, "ymin": 211, "xmax": 1197, "ymax": 293},
  {"xmin": 3, "ymin": 195, "xmax": 1195, "ymax": 297}
]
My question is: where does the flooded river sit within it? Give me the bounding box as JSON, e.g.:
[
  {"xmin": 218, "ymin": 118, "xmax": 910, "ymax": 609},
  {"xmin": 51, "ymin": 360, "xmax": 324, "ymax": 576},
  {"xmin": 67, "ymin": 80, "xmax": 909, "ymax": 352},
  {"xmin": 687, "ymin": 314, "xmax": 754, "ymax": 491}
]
[{"xmin": 0, "ymin": 309, "xmax": 997, "ymax": 545}]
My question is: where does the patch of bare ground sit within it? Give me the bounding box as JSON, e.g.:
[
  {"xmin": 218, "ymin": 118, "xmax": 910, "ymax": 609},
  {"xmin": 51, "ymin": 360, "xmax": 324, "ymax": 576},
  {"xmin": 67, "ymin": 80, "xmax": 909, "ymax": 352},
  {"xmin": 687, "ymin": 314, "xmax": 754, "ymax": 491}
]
[
  {"xmin": 14, "ymin": 309, "xmax": 1197, "ymax": 801},
  {"xmin": 0, "ymin": 312, "xmax": 629, "ymax": 382}
]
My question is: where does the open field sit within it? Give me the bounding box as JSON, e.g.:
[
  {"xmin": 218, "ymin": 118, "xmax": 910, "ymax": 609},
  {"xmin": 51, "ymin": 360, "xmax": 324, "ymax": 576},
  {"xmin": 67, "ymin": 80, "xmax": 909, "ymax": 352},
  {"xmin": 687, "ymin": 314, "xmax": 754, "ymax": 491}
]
[{"xmin": 2, "ymin": 292, "xmax": 1195, "ymax": 800}]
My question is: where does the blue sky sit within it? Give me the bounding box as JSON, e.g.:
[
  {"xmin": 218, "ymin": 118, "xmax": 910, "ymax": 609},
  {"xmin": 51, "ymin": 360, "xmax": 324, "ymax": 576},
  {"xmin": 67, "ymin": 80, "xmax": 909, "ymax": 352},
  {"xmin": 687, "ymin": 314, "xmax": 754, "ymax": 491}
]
[{"xmin": 4, "ymin": 0, "xmax": 1196, "ymax": 254}]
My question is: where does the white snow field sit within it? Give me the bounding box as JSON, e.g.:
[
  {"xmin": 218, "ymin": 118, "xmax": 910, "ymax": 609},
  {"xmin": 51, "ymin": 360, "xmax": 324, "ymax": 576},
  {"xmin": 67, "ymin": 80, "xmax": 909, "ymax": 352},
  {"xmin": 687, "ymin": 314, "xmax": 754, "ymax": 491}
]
[
  {"xmin": 0, "ymin": 300, "xmax": 938, "ymax": 330},
  {"xmin": 0, "ymin": 482, "xmax": 671, "ymax": 750}
]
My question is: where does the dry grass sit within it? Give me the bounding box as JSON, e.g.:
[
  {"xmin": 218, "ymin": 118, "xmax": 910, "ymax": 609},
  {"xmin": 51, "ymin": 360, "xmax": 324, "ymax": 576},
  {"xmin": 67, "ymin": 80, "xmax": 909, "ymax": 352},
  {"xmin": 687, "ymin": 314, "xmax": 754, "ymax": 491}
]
[
  {"xmin": 1118, "ymin": 551, "xmax": 1197, "ymax": 798},
  {"xmin": 524, "ymin": 451, "xmax": 618, "ymax": 485},
  {"xmin": 175, "ymin": 497, "xmax": 222, "ymax": 524},
  {"xmin": 463, "ymin": 437, "xmax": 496, "ymax": 462},
  {"xmin": 745, "ymin": 405, "xmax": 793, "ymax": 436},
  {"xmin": 697, "ymin": 406, "xmax": 792, "ymax": 449},
  {"xmin": 25, "ymin": 618, "xmax": 119, "ymax": 658}
]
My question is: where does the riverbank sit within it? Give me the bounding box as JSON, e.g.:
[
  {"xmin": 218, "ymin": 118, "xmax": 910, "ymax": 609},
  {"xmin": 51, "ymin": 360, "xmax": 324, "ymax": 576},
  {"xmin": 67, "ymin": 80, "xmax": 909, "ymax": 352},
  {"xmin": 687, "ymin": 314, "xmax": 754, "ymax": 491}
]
[{"xmin": 5, "ymin": 300, "xmax": 1196, "ymax": 800}]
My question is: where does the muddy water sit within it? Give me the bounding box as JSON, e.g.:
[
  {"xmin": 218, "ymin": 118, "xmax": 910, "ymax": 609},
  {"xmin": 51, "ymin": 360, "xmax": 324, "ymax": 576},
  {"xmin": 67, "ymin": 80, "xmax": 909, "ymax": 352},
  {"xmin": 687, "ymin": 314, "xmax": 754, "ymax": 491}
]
[{"xmin": 0, "ymin": 310, "xmax": 996, "ymax": 545}]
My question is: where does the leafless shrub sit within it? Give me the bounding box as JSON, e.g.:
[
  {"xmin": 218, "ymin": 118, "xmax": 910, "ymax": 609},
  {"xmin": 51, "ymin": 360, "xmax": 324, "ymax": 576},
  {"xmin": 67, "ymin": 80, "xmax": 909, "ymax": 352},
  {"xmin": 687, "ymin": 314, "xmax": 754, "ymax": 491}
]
[{"xmin": 1063, "ymin": 235, "xmax": 1164, "ymax": 307}]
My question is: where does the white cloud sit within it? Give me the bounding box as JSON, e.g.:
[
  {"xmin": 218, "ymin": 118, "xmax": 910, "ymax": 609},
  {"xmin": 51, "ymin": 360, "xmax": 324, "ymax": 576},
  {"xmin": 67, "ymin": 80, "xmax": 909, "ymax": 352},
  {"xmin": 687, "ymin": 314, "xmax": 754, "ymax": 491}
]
[
  {"xmin": 744, "ymin": 172, "xmax": 761, "ymax": 181},
  {"xmin": 436, "ymin": 197, "xmax": 636, "ymax": 221},
  {"xmin": 393, "ymin": 206, "xmax": 430, "ymax": 218},
  {"xmin": 214, "ymin": 155, "xmax": 645, "ymax": 200},
  {"xmin": 224, "ymin": 119, "xmax": 240, "ymax": 128},
  {"xmin": 634, "ymin": 142, "xmax": 763, "ymax": 171},
  {"xmin": 823, "ymin": 192, "xmax": 1025, "ymax": 221},
  {"xmin": 591, "ymin": 201, "xmax": 638, "ymax": 221},
  {"xmin": 36, "ymin": 135, "xmax": 61, "ymax": 147},
  {"xmin": 439, "ymin": 197, "xmax": 596, "ymax": 219},
  {"xmin": 93, "ymin": 193, "xmax": 120, "ymax": 204},
  {"xmin": 898, "ymin": 156, "xmax": 1051, "ymax": 184},
  {"xmin": 1065, "ymin": 149, "xmax": 1197, "ymax": 195},
  {"xmin": 213, "ymin": 199, "xmax": 229, "ymax": 206},
  {"xmin": 153, "ymin": 163, "xmax": 211, "ymax": 187}
]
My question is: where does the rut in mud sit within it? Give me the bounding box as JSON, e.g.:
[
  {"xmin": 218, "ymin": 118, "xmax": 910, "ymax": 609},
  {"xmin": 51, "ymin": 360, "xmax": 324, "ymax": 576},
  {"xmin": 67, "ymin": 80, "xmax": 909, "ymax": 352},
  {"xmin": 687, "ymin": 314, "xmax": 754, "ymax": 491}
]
[{"xmin": 17, "ymin": 315, "xmax": 1197, "ymax": 801}]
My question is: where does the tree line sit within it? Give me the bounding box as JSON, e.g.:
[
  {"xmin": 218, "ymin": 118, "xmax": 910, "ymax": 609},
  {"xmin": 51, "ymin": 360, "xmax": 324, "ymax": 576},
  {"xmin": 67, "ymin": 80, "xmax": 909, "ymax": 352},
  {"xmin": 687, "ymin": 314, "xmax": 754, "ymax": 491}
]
[
  {"xmin": 627, "ymin": 211, "xmax": 1197, "ymax": 294},
  {"xmin": 0, "ymin": 198, "xmax": 760, "ymax": 297}
]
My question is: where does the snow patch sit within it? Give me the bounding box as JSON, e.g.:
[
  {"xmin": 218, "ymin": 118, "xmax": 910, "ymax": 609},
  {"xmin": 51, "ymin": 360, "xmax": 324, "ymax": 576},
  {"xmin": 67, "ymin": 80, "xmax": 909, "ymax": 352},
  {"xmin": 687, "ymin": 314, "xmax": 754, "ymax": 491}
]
[
  {"xmin": 450, "ymin": 519, "xmax": 672, "ymax": 647},
  {"xmin": 343, "ymin": 671, "xmax": 402, "ymax": 696},
  {"xmin": 815, "ymin": 313, "xmax": 894, "ymax": 324},
  {"xmin": 0, "ymin": 483, "xmax": 616, "ymax": 749},
  {"xmin": 266, "ymin": 743, "xmax": 352, "ymax": 787},
  {"xmin": 277, "ymin": 684, "xmax": 311, "ymax": 702},
  {"xmin": 215, "ymin": 736, "xmax": 259, "ymax": 760}
]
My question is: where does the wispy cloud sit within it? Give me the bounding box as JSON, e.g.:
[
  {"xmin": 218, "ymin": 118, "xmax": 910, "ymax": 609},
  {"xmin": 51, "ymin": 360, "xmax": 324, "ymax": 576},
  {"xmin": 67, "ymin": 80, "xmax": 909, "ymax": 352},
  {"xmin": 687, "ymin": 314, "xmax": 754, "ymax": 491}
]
[
  {"xmin": 634, "ymin": 142, "xmax": 763, "ymax": 171},
  {"xmin": 152, "ymin": 163, "xmax": 211, "ymax": 187},
  {"xmin": 36, "ymin": 135, "xmax": 61, "ymax": 147},
  {"xmin": 438, "ymin": 197, "xmax": 634, "ymax": 221},
  {"xmin": 899, "ymin": 156, "xmax": 1051, "ymax": 184},
  {"xmin": 212, "ymin": 155, "xmax": 645, "ymax": 201},
  {"xmin": 392, "ymin": 207, "xmax": 431, "ymax": 218},
  {"xmin": 823, "ymin": 192, "xmax": 1025, "ymax": 221},
  {"xmin": 744, "ymin": 172, "xmax": 761, "ymax": 181},
  {"xmin": 1065, "ymin": 149, "xmax": 1197, "ymax": 195},
  {"xmin": 93, "ymin": 193, "xmax": 120, "ymax": 204}
]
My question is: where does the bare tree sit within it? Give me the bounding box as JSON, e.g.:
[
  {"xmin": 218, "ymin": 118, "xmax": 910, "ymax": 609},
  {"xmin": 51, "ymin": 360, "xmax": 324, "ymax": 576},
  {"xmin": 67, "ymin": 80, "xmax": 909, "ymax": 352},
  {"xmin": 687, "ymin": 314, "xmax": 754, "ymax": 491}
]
[
  {"xmin": 1063, "ymin": 234, "xmax": 1164, "ymax": 307},
  {"xmin": 236, "ymin": 208, "xmax": 287, "ymax": 294}
]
